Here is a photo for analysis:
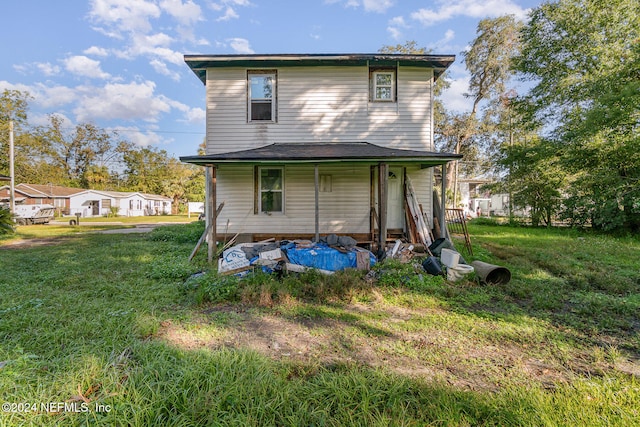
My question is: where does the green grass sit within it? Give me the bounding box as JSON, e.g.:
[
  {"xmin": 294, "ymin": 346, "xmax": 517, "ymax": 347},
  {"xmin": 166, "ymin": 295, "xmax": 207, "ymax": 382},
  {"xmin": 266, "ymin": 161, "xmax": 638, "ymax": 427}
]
[
  {"xmin": 67, "ymin": 214, "xmax": 199, "ymax": 224},
  {"xmin": 0, "ymin": 222, "xmax": 638, "ymax": 426}
]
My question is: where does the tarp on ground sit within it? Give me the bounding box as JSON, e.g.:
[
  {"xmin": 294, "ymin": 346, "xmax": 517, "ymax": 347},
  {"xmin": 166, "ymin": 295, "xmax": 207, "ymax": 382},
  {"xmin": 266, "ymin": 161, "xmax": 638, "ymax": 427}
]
[{"xmin": 282, "ymin": 243, "xmax": 375, "ymax": 272}]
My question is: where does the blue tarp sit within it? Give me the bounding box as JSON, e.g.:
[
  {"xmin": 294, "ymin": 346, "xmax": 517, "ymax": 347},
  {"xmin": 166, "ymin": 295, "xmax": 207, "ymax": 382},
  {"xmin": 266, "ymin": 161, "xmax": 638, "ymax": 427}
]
[{"xmin": 282, "ymin": 242, "xmax": 376, "ymax": 271}]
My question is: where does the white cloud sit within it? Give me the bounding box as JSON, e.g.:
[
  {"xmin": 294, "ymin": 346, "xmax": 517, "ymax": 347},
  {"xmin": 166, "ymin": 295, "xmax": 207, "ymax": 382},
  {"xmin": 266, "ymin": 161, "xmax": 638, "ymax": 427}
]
[
  {"xmin": 363, "ymin": 0, "xmax": 394, "ymax": 13},
  {"xmin": 113, "ymin": 32, "xmax": 182, "ymax": 66},
  {"xmin": 37, "ymin": 63, "xmax": 62, "ymax": 76},
  {"xmin": 35, "ymin": 85, "xmax": 79, "ymax": 109},
  {"xmin": 88, "ymin": 0, "xmax": 187, "ymax": 78},
  {"xmin": 13, "ymin": 63, "xmax": 61, "ymax": 77},
  {"xmin": 427, "ymin": 29, "xmax": 457, "ymax": 52},
  {"xmin": 217, "ymin": 6, "xmax": 239, "ymax": 21},
  {"xmin": 387, "ymin": 15, "xmax": 408, "ymax": 40},
  {"xmin": 89, "ymin": 0, "xmax": 161, "ymax": 36},
  {"xmin": 84, "ymin": 46, "xmax": 109, "ymax": 57},
  {"xmin": 184, "ymin": 107, "xmax": 205, "ymax": 124},
  {"xmin": 0, "ymin": 80, "xmax": 78, "ymax": 110},
  {"xmin": 112, "ymin": 126, "xmax": 167, "ymax": 147},
  {"xmin": 326, "ymin": 0, "xmax": 394, "ymax": 13},
  {"xmin": 228, "ymin": 38, "xmax": 254, "ymax": 54},
  {"xmin": 160, "ymin": 0, "xmax": 202, "ymax": 25},
  {"xmin": 441, "ymin": 80, "xmax": 469, "ymax": 112},
  {"xmin": 73, "ymin": 81, "xmax": 171, "ymax": 122},
  {"xmin": 210, "ymin": 0, "xmax": 251, "ymax": 21},
  {"xmin": 64, "ymin": 56, "xmax": 111, "ymax": 79},
  {"xmin": 411, "ymin": 0, "xmax": 528, "ymax": 27},
  {"xmin": 150, "ymin": 59, "xmax": 181, "ymax": 81}
]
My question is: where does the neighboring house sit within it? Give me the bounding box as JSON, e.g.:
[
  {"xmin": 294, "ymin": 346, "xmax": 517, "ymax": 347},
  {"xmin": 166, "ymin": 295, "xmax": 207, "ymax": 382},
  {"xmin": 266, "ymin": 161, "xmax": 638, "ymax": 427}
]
[
  {"xmin": 458, "ymin": 177, "xmax": 493, "ymax": 218},
  {"xmin": 0, "ymin": 184, "xmax": 172, "ymax": 217},
  {"xmin": 0, "ymin": 183, "xmax": 84, "ymax": 212},
  {"xmin": 180, "ymin": 53, "xmax": 461, "ymax": 249},
  {"xmin": 67, "ymin": 190, "xmax": 172, "ymax": 217}
]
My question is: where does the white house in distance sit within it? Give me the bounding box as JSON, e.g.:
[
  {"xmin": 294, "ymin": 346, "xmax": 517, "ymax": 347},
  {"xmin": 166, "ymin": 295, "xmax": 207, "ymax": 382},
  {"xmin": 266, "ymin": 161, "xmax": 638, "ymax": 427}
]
[
  {"xmin": 180, "ymin": 53, "xmax": 461, "ymax": 250},
  {"xmin": 0, "ymin": 183, "xmax": 172, "ymax": 217}
]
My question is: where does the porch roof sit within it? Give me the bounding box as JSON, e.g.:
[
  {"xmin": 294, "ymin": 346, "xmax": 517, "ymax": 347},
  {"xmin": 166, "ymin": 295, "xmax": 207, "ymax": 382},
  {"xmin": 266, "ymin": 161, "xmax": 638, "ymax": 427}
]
[{"xmin": 180, "ymin": 142, "xmax": 461, "ymax": 166}]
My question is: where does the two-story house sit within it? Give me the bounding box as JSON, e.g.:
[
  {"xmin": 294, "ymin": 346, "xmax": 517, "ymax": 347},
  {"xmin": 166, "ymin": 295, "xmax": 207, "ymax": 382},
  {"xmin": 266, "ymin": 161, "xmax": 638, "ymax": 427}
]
[{"xmin": 180, "ymin": 54, "xmax": 461, "ymax": 253}]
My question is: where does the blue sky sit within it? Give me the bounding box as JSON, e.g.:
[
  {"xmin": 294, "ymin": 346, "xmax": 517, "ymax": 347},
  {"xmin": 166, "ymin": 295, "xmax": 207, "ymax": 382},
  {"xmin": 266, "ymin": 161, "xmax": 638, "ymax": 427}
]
[{"xmin": 0, "ymin": 0, "xmax": 540, "ymax": 158}]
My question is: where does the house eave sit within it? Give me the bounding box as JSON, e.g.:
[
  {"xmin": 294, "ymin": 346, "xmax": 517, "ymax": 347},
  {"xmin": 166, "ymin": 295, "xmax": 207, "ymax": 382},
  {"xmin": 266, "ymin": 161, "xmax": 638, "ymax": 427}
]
[{"xmin": 184, "ymin": 53, "xmax": 456, "ymax": 84}]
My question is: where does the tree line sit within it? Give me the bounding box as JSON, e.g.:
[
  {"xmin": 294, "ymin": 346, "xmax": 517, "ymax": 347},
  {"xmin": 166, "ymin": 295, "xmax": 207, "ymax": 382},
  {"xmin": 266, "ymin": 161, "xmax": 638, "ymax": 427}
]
[
  {"xmin": 2, "ymin": 0, "xmax": 638, "ymax": 230},
  {"xmin": 0, "ymin": 90, "xmax": 204, "ymax": 213},
  {"xmin": 384, "ymin": 0, "xmax": 639, "ymax": 232}
]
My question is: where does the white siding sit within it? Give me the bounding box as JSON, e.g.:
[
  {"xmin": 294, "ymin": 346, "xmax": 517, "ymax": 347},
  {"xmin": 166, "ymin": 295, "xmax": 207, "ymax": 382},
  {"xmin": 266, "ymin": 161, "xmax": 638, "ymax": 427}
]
[
  {"xmin": 216, "ymin": 164, "xmax": 370, "ymax": 234},
  {"xmin": 205, "ymin": 65, "xmax": 434, "ymax": 154},
  {"xmin": 213, "ymin": 163, "xmax": 434, "ymax": 235}
]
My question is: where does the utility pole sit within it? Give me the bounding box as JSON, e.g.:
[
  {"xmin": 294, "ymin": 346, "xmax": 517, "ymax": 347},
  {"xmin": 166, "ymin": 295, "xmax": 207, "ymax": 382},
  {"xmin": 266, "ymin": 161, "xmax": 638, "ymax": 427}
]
[{"xmin": 9, "ymin": 120, "xmax": 15, "ymax": 214}]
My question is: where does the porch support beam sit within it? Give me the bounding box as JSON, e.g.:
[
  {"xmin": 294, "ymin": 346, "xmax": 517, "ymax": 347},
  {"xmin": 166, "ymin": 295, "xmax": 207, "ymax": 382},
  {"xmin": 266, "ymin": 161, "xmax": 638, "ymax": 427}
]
[
  {"xmin": 378, "ymin": 162, "xmax": 388, "ymax": 251},
  {"xmin": 205, "ymin": 165, "xmax": 217, "ymax": 263},
  {"xmin": 441, "ymin": 163, "xmax": 446, "ymax": 239},
  {"xmin": 314, "ymin": 164, "xmax": 319, "ymax": 242}
]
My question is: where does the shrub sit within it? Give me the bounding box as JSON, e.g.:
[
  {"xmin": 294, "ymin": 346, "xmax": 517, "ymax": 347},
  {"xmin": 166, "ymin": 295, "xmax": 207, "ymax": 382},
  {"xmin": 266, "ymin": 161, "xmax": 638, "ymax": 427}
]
[
  {"xmin": 148, "ymin": 222, "xmax": 205, "ymax": 243},
  {"xmin": 147, "ymin": 255, "xmax": 200, "ymax": 281},
  {"xmin": 0, "ymin": 207, "xmax": 14, "ymax": 235}
]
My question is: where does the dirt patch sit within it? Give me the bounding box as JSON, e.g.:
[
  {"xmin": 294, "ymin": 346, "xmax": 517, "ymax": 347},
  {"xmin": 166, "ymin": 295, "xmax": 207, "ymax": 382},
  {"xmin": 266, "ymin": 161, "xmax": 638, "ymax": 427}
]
[
  {"xmin": 156, "ymin": 301, "xmax": 595, "ymax": 392},
  {"xmin": 0, "ymin": 236, "xmax": 78, "ymax": 250}
]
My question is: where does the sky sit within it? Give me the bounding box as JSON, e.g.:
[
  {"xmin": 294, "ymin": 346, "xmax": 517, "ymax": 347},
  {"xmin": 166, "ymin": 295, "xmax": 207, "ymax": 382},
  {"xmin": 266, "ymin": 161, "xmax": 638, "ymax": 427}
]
[{"xmin": 0, "ymin": 0, "xmax": 542, "ymax": 159}]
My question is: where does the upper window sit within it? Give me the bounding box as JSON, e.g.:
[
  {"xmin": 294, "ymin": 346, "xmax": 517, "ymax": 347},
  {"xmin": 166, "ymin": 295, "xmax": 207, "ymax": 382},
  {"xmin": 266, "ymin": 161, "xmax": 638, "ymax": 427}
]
[
  {"xmin": 370, "ymin": 69, "xmax": 396, "ymax": 102},
  {"xmin": 259, "ymin": 167, "xmax": 283, "ymax": 213},
  {"xmin": 248, "ymin": 71, "xmax": 276, "ymax": 122}
]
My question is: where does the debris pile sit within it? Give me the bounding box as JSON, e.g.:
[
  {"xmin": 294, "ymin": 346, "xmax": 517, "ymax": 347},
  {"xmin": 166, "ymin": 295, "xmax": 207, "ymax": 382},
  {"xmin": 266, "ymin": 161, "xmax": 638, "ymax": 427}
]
[{"xmin": 218, "ymin": 234, "xmax": 376, "ymax": 276}]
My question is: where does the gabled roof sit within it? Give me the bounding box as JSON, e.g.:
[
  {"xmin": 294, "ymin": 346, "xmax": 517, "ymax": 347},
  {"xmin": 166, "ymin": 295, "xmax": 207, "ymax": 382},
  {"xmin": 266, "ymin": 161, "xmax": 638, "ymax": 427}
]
[
  {"xmin": 16, "ymin": 183, "xmax": 85, "ymax": 198},
  {"xmin": 184, "ymin": 53, "xmax": 456, "ymax": 84},
  {"xmin": 180, "ymin": 142, "xmax": 461, "ymax": 166}
]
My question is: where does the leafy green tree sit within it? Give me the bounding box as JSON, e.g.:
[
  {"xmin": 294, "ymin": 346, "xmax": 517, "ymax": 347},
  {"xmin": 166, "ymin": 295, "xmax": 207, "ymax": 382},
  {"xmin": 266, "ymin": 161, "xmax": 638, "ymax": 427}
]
[
  {"xmin": 445, "ymin": 15, "xmax": 522, "ymax": 204},
  {"xmin": 122, "ymin": 146, "xmax": 173, "ymax": 195},
  {"xmin": 514, "ymin": 0, "xmax": 640, "ymax": 231},
  {"xmin": 497, "ymin": 137, "xmax": 565, "ymax": 226},
  {"xmin": 0, "ymin": 90, "xmax": 33, "ymax": 178},
  {"xmin": 35, "ymin": 115, "xmax": 127, "ymax": 188}
]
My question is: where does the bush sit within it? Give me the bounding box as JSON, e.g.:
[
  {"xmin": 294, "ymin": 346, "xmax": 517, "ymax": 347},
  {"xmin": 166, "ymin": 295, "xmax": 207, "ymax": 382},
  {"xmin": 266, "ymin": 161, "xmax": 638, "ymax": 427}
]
[
  {"xmin": 0, "ymin": 207, "xmax": 15, "ymax": 235},
  {"xmin": 148, "ymin": 222, "xmax": 205, "ymax": 243}
]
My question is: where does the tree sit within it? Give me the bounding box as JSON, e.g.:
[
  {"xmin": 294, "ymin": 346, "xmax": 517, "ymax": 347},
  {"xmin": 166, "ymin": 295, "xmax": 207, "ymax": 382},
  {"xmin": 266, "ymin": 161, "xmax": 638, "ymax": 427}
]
[
  {"xmin": 496, "ymin": 137, "xmax": 565, "ymax": 226},
  {"xmin": 0, "ymin": 90, "xmax": 33, "ymax": 178},
  {"xmin": 444, "ymin": 15, "xmax": 522, "ymax": 205},
  {"xmin": 122, "ymin": 146, "xmax": 173, "ymax": 195},
  {"xmin": 35, "ymin": 115, "xmax": 127, "ymax": 188},
  {"xmin": 514, "ymin": 0, "xmax": 640, "ymax": 231}
]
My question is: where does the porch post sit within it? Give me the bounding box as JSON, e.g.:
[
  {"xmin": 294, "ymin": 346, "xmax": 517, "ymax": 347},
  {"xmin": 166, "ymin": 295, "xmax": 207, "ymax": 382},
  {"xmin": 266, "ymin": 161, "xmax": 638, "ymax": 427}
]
[
  {"xmin": 441, "ymin": 163, "xmax": 447, "ymax": 239},
  {"xmin": 314, "ymin": 164, "xmax": 319, "ymax": 242},
  {"xmin": 206, "ymin": 165, "xmax": 217, "ymax": 263},
  {"xmin": 378, "ymin": 162, "xmax": 388, "ymax": 251}
]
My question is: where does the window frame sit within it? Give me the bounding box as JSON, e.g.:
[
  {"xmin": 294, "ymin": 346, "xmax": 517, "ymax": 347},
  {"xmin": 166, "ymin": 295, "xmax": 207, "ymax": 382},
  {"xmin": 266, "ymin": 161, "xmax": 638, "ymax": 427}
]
[
  {"xmin": 370, "ymin": 69, "xmax": 396, "ymax": 102},
  {"xmin": 247, "ymin": 70, "xmax": 277, "ymax": 122},
  {"xmin": 257, "ymin": 166, "xmax": 284, "ymax": 214}
]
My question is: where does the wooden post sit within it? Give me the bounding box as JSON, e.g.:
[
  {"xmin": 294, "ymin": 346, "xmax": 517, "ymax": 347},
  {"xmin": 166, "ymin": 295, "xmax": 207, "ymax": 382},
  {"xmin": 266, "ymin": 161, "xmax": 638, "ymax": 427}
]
[
  {"xmin": 378, "ymin": 162, "xmax": 388, "ymax": 251},
  {"xmin": 314, "ymin": 164, "xmax": 319, "ymax": 242},
  {"xmin": 206, "ymin": 165, "xmax": 217, "ymax": 263},
  {"xmin": 370, "ymin": 166, "xmax": 375, "ymax": 245},
  {"xmin": 441, "ymin": 163, "xmax": 446, "ymax": 239}
]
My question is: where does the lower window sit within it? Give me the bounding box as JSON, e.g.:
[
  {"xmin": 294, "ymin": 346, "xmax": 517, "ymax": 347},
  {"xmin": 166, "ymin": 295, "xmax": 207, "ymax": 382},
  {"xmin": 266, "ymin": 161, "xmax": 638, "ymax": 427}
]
[{"xmin": 259, "ymin": 167, "xmax": 283, "ymax": 213}]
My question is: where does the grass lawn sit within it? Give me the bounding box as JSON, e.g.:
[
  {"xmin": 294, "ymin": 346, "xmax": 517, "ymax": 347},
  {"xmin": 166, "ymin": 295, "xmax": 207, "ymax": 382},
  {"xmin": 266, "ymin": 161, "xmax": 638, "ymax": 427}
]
[{"xmin": 0, "ymin": 221, "xmax": 638, "ymax": 426}]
